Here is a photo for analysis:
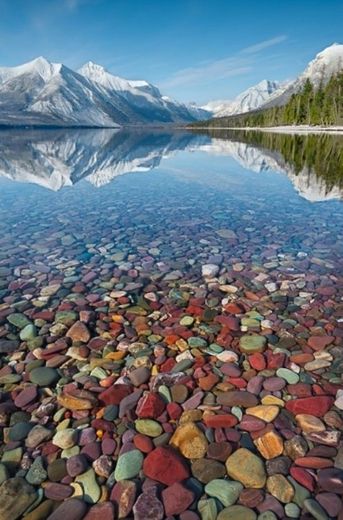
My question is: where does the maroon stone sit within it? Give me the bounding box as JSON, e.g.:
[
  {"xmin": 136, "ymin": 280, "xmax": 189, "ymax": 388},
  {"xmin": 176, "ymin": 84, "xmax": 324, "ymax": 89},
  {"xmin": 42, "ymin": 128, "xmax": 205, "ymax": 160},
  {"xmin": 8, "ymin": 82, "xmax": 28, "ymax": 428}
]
[
  {"xmin": 110, "ymin": 480, "xmax": 136, "ymax": 518},
  {"xmin": 143, "ymin": 447, "xmax": 190, "ymax": 485},
  {"xmin": 44, "ymin": 483, "xmax": 73, "ymax": 500},
  {"xmin": 14, "ymin": 386, "xmax": 38, "ymax": 408},
  {"xmin": 162, "ymin": 482, "xmax": 194, "ymax": 516},
  {"xmin": 83, "ymin": 502, "xmax": 115, "ymax": 520},
  {"xmin": 133, "ymin": 486, "xmax": 164, "ymax": 520},
  {"xmin": 99, "ymin": 384, "xmax": 132, "ymax": 406},
  {"xmin": 47, "ymin": 499, "xmax": 87, "ymax": 520},
  {"xmin": 317, "ymin": 468, "xmax": 343, "ymax": 494}
]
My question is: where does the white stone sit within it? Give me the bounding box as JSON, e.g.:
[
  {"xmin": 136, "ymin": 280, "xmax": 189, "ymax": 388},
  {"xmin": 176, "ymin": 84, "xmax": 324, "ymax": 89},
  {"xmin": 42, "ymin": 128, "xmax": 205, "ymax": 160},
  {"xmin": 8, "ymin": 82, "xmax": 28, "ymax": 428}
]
[{"xmin": 201, "ymin": 264, "xmax": 219, "ymax": 278}]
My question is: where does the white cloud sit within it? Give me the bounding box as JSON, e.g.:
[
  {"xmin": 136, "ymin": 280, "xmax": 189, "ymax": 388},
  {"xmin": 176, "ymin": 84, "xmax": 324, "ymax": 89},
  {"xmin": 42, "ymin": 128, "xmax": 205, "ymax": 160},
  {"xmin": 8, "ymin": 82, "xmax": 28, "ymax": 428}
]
[
  {"xmin": 240, "ymin": 35, "xmax": 287, "ymax": 54},
  {"xmin": 160, "ymin": 35, "xmax": 287, "ymax": 89}
]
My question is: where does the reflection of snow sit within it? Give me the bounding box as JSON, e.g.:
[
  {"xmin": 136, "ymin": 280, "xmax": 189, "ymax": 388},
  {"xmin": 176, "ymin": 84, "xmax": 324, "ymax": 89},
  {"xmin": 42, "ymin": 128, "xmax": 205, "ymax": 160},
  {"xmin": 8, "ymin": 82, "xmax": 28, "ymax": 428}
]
[{"xmin": 0, "ymin": 129, "xmax": 341, "ymax": 202}]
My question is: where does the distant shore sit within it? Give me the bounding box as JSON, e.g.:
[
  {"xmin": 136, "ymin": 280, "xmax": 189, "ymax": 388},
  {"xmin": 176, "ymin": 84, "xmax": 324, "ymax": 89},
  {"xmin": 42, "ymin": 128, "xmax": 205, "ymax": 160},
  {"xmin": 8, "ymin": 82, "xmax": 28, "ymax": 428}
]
[{"xmin": 189, "ymin": 125, "xmax": 343, "ymax": 134}]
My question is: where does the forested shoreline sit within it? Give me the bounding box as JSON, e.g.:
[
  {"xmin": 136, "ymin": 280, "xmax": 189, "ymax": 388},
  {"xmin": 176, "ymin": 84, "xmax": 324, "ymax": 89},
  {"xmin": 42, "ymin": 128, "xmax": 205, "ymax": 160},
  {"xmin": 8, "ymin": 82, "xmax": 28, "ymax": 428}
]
[{"xmin": 191, "ymin": 72, "xmax": 343, "ymax": 128}]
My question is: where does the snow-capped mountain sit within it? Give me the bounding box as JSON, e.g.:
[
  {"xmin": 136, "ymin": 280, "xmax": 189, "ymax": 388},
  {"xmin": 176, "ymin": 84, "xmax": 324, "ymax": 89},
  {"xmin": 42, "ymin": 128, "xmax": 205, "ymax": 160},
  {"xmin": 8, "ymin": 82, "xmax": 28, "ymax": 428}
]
[
  {"xmin": 202, "ymin": 43, "xmax": 343, "ymax": 118},
  {"xmin": 203, "ymin": 80, "xmax": 281, "ymax": 117},
  {"xmin": 0, "ymin": 57, "xmax": 209, "ymax": 127},
  {"xmin": 262, "ymin": 43, "xmax": 343, "ymax": 108}
]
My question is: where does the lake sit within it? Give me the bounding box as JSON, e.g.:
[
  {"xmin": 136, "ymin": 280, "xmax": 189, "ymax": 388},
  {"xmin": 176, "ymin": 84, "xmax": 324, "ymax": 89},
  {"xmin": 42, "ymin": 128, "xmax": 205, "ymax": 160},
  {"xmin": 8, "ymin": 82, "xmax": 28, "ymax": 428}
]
[{"xmin": 0, "ymin": 129, "xmax": 342, "ymax": 519}]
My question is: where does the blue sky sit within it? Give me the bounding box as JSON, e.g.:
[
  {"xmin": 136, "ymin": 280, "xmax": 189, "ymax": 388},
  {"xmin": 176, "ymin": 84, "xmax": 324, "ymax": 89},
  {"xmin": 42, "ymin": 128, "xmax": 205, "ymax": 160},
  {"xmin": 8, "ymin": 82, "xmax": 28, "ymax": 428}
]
[{"xmin": 0, "ymin": 0, "xmax": 342, "ymax": 104}]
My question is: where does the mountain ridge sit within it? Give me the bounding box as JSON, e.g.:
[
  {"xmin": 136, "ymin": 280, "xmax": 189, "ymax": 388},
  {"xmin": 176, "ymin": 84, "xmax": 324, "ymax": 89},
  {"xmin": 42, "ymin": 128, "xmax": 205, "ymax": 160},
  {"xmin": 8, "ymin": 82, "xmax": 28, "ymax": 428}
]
[{"xmin": 0, "ymin": 57, "xmax": 210, "ymax": 127}]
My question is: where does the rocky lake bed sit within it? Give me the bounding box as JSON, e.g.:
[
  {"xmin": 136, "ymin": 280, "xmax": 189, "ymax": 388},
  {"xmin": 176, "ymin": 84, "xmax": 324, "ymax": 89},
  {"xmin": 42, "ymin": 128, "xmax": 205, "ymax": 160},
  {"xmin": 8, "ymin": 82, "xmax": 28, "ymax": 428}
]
[{"xmin": 0, "ymin": 130, "xmax": 342, "ymax": 520}]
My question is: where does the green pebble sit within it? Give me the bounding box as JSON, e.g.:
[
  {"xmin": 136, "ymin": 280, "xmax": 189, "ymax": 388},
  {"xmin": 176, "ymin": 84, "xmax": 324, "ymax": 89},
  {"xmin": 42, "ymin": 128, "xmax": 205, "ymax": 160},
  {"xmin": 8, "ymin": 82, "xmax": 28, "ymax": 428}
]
[
  {"xmin": 90, "ymin": 367, "xmax": 107, "ymax": 379},
  {"xmin": 241, "ymin": 318, "xmax": 260, "ymax": 328},
  {"xmin": 30, "ymin": 367, "xmax": 59, "ymax": 386},
  {"xmin": 114, "ymin": 450, "xmax": 143, "ymax": 481},
  {"xmin": 285, "ymin": 503, "xmax": 300, "ymax": 518},
  {"xmin": 171, "ymin": 359, "xmax": 194, "ymax": 372},
  {"xmin": 276, "ymin": 368, "xmax": 299, "ymax": 384},
  {"xmin": 135, "ymin": 419, "xmax": 162, "ymax": 437},
  {"xmin": 218, "ymin": 505, "xmax": 256, "ymax": 520},
  {"xmin": 7, "ymin": 313, "xmax": 31, "ymax": 329},
  {"xmin": 180, "ymin": 316, "xmax": 194, "ymax": 326},
  {"xmin": 287, "ymin": 477, "xmax": 310, "ymax": 508},
  {"xmin": 1, "ymin": 447, "xmax": 23, "ymax": 466},
  {"xmin": 9, "ymin": 422, "xmax": 33, "ymax": 442},
  {"xmin": 0, "ymin": 374, "xmax": 22, "ymax": 384},
  {"xmin": 205, "ymin": 479, "xmax": 243, "ymax": 507},
  {"xmin": 55, "ymin": 311, "xmax": 77, "ymax": 326},
  {"xmin": 198, "ymin": 498, "xmax": 217, "ymax": 520},
  {"xmin": 239, "ymin": 335, "xmax": 266, "ymax": 353},
  {"xmin": 158, "ymin": 385, "xmax": 171, "ymax": 403},
  {"xmin": 188, "ymin": 337, "xmax": 207, "ymax": 348},
  {"xmin": 76, "ymin": 468, "xmax": 101, "ymax": 504},
  {"xmin": 19, "ymin": 324, "xmax": 37, "ymax": 341},
  {"xmin": 26, "ymin": 456, "xmax": 47, "ymax": 485},
  {"xmin": 207, "ymin": 343, "xmax": 224, "ymax": 354}
]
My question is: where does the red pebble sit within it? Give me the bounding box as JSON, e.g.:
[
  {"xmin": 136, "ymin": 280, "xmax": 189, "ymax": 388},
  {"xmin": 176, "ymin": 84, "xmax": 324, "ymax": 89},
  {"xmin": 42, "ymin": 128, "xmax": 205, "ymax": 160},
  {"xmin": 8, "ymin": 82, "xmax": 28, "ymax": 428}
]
[
  {"xmin": 167, "ymin": 402, "xmax": 183, "ymax": 420},
  {"xmin": 143, "ymin": 446, "xmax": 190, "ymax": 485},
  {"xmin": 308, "ymin": 336, "xmax": 334, "ymax": 350},
  {"xmin": 290, "ymin": 466, "xmax": 315, "ymax": 491},
  {"xmin": 214, "ymin": 316, "xmax": 240, "ymax": 330},
  {"xmin": 285, "ymin": 396, "xmax": 334, "ymax": 417},
  {"xmin": 265, "ymin": 351, "xmax": 285, "ymax": 369},
  {"xmin": 133, "ymin": 434, "xmax": 154, "ymax": 453},
  {"xmin": 203, "ymin": 414, "xmax": 238, "ymax": 429},
  {"xmin": 249, "ymin": 353, "xmax": 266, "ymax": 371},
  {"xmin": 160, "ymin": 358, "xmax": 176, "ymax": 372},
  {"xmin": 294, "ymin": 457, "xmax": 333, "ymax": 469},
  {"xmin": 136, "ymin": 393, "xmax": 165, "ymax": 419}
]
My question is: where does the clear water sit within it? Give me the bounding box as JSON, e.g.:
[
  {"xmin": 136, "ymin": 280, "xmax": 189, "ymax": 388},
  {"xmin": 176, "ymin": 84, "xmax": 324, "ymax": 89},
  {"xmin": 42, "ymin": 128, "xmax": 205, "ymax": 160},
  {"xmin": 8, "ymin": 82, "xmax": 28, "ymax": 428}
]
[{"xmin": 0, "ymin": 129, "xmax": 342, "ymax": 285}]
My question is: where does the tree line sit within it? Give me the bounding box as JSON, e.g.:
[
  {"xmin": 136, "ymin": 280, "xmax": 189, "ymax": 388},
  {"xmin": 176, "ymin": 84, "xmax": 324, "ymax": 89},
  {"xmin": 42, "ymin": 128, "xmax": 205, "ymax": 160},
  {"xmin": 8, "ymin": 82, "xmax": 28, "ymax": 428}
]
[{"xmin": 191, "ymin": 71, "xmax": 343, "ymax": 128}]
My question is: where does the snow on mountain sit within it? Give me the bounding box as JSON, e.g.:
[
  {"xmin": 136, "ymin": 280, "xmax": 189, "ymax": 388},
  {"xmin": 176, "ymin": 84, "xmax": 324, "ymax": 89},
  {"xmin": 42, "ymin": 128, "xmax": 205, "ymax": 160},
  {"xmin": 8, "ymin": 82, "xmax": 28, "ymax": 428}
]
[
  {"xmin": 0, "ymin": 57, "xmax": 209, "ymax": 127},
  {"xmin": 203, "ymin": 80, "xmax": 281, "ymax": 117},
  {"xmin": 262, "ymin": 43, "xmax": 343, "ymax": 108},
  {"xmin": 202, "ymin": 43, "xmax": 343, "ymax": 118}
]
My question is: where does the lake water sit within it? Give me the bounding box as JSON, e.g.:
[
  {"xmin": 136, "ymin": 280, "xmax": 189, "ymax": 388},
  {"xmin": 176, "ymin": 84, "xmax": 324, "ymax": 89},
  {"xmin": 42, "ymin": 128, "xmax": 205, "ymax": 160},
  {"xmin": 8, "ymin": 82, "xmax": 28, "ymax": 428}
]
[{"xmin": 0, "ymin": 129, "xmax": 342, "ymax": 519}]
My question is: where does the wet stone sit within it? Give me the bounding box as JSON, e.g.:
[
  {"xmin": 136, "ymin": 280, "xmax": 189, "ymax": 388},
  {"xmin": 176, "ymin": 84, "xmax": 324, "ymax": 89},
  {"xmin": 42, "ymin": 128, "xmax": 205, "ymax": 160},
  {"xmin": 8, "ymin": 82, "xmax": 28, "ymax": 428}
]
[
  {"xmin": 29, "ymin": 367, "xmax": 59, "ymax": 386},
  {"xmin": 110, "ymin": 479, "xmax": 136, "ymax": 518},
  {"xmin": 191, "ymin": 458, "xmax": 226, "ymax": 483},
  {"xmin": 225, "ymin": 448, "xmax": 266, "ymax": 489},
  {"xmin": 114, "ymin": 449, "xmax": 143, "ymax": 481},
  {"xmin": 46, "ymin": 499, "xmax": 87, "ymax": 520},
  {"xmin": 0, "ymin": 477, "xmax": 37, "ymax": 520},
  {"xmin": 133, "ymin": 486, "xmax": 164, "ymax": 520},
  {"xmin": 205, "ymin": 479, "xmax": 243, "ymax": 506}
]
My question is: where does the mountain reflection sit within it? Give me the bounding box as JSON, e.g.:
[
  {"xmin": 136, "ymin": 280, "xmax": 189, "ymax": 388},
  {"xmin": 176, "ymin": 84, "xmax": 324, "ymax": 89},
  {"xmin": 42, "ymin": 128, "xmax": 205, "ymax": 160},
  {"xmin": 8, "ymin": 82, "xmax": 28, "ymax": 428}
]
[{"xmin": 0, "ymin": 128, "xmax": 342, "ymax": 201}]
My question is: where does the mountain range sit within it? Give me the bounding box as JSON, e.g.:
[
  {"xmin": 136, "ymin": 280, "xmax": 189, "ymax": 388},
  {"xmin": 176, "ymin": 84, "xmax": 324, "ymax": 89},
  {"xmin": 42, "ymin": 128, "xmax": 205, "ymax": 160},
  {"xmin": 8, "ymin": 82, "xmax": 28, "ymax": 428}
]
[
  {"xmin": 0, "ymin": 57, "xmax": 209, "ymax": 127},
  {"xmin": 0, "ymin": 44, "xmax": 342, "ymax": 127},
  {"xmin": 0, "ymin": 129, "xmax": 341, "ymax": 202},
  {"xmin": 203, "ymin": 43, "xmax": 343, "ymax": 118}
]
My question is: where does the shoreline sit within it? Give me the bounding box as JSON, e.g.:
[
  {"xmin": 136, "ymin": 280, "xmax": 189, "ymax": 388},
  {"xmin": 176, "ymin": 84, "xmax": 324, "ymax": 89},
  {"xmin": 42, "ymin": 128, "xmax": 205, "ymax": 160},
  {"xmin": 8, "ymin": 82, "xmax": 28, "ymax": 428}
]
[{"xmin": 189, "ymin": 125, "xmax": 343, "ymax": 135}]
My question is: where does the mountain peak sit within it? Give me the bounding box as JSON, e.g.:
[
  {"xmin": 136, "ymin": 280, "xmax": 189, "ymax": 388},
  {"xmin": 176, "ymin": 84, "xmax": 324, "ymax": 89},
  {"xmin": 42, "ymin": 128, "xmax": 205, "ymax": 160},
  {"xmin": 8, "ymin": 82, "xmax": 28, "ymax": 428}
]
[
  {"xmin": 79, "ymin": 61, "xmax": 108, "ymax": 74},
  {"xmin": 301, "ymin": 42, "xmax": 343, "ymax": 85}
]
